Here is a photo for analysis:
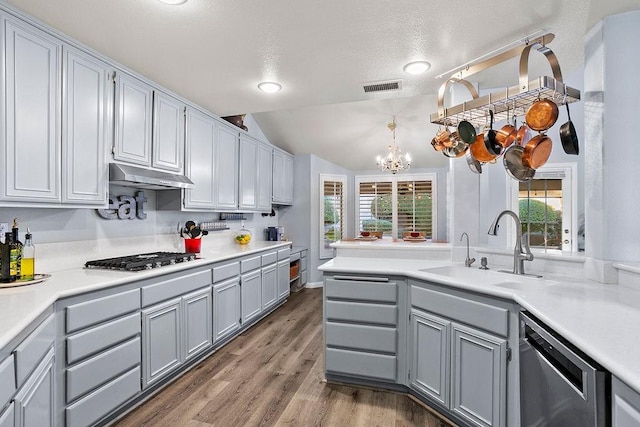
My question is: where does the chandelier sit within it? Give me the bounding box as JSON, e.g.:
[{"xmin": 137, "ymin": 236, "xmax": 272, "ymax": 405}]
[{"xmin": 376, "ymin": 116, "xmax": 411, "ymax": 174}]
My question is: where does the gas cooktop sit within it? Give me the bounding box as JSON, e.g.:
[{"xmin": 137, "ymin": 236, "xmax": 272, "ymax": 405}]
[{"xmin": 84, "ymin": 252, "xmax": 197, "ymax": 272}]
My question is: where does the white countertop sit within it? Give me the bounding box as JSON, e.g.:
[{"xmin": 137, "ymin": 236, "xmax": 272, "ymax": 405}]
[
  {"xmin": 0, "ymin": 240, "xmax": 291, "ymax": 350},
  {"xmin": 319, "ymin": 256, "xmax": 640, "ymax": 394}
]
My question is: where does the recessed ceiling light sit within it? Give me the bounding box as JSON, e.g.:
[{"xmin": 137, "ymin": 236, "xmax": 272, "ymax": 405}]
[
  {"xmin": 403, "ymin": 61, "xmax": 431, "ymax": 75},
  {"xmin": 158, "ymin": 0, "xmax": 187, "ymax": 5},
  {"xmin": 258, "ymin": 82, "xmax": 282, "ymax": 93}
]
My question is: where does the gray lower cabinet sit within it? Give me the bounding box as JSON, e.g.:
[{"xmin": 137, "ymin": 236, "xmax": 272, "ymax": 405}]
[
  {"xmin": 277, "ymin": 259, "xmax": 290, "ymax": 301},
  {"xmin": 213, "ymin": 277, "xmax": 241, "ymax": 343},
  {"xmin": 241, "ymin": 270, "xmax": 262, "ymax": 325},
  {"xmin": 0, "ymin": 403, "xmax": 14, "ymax": 427},
  {"xmin": 261, "ymin": 263, "xmax": 277, "ymax": 311},
  {"xmin": 613, "ymin": 376, "xmax": 640, "ymax": 427},
  {"xmin": 183, "ymin": 288, "xmax": 212, "ymax": 361},
  {"xmin": 142, "ymin": 297, "xmax": 182, "ymax": 387},
  {"xmin": 14, "ymin": 347, "xmax": 55, "ymax": 427}
]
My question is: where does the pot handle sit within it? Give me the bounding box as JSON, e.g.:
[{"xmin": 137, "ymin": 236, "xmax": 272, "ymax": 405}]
[
  {"xmin": 518, "ymin": 42, "xmax": 563, "ymax": 92},
  {"xmin": 437, "ymin": 77, "xmax": 479, "ymax": 120}
]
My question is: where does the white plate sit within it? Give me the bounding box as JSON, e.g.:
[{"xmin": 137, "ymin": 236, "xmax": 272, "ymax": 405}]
[
  {"xmin": 0, "ymin": 273, "xmax": 51, "ymax": 289},
  {"xmin": 355, "ymin": 236, "xmax": 378, "ymax": 241}
]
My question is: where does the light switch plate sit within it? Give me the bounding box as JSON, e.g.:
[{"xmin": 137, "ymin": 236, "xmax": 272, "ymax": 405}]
[{"xmin": 0, "ymin": 223, "xmax": 8, "ymax": 243}]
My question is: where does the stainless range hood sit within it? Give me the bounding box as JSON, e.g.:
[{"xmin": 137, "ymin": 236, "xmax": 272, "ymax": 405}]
[{"xmin": 109, "ymin": 163, "xmax": 194, "ymax": 190}]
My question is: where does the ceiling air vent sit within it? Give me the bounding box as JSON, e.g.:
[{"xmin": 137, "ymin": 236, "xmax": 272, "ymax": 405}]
[{"xmin": 363, "ymin": 80, "xmax": 402, "ymax": 93}]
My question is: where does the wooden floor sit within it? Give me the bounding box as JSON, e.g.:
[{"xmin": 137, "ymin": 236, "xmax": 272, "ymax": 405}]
[{"xmin": 115, "ymin": 288, "xmax": 454, "ymax": 427}]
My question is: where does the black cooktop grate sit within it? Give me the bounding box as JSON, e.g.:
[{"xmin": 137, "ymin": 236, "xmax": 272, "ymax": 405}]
[{"xmin": 85, "ymin": 252, "xmax": 196, "ymax": 271}]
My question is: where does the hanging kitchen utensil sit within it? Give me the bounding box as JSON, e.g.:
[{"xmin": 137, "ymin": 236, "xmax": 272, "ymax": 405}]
[
  {"xmin": 466, "ymin": 151, "xmax": 482, "ymax": 174},
  {"xmin": 503, "ymin": 145, "xmax": 535, "ymax": 181},
  {"xmin": 442, "ymin": 135, "xmax": 468, "ymax": 158},
  {"xmin": 515, "ymin": 122, "xmax": 532, "ymax": 146},
  {"xmin": 560, "ymin": 101, "xmax": 579, "ymax": 155},
  {"xmin": 484, "ymin": 110, "xmax": 503, "ymax": 156},
  {"xmin": 503, "ymin": 115, "xmax": 519, "ymax": 148},
  {"xmin": 525, "ymin": 98, "xmax": 559, "ymax": 131},
  {"xmin": 457, "ymin": 113, "xmax": 477, "ymax": 144},
  {"xmin": 470, "ymin": 132, "xmax": 498, "ymax": 163},
  {"xmin": 522, "ymin": 133, "xmax": 553, "ymax": 169},
  {"xmin": 430, "ymin": 137, "xmax": 444, "ymax": 152}
]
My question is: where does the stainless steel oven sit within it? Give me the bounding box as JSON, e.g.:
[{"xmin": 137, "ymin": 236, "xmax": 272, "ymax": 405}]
[{"xmin": 520, "ymin": 311, "xmax": 610, "ymax": 426}]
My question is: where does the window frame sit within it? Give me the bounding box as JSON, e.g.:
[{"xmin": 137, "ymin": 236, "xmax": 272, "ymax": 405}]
[
  {"xmin": 507, "ymin": 163, "xmax": 578, "ymax": 253},
  {"xmin": 319, "ymin": 174, "xmax": 347, "ymax": 259},
  {"xmin": 354, "ymin": 173, "xmax": 438, "ymax": 240}
]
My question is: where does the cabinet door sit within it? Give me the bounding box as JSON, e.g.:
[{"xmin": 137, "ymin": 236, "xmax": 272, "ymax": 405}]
[
  {"xmin": 613, "ymin": 377, "xmax": 640, "ymax": 427},
  {"xmin": 213, "ymin": 277, "xmax": 241, "ymax": 343},
  {"xmin": 62, "ymin": 47, "xmax": 110, "ymax": 205},
  {"xmin": 283, "ymin": 152, "xmax": 294, "ymax": 204},
  {"xmin": 1, "ymin": 16, "xmax": 61, "ymax": 203},
  {"xmin": 14, "ymin": 347, "xmax": 54, "ymax": 427},
  {"xmin": 257, "ymin": 142, "xmax": 273, "ymax": 212},
  {"xmin": 261, "ymin": 264, "xmax": 277, "ymax": 311},
  {"xmin": 152, "ymin": 91, "xmax": 184, "ymax": 172},
  {"xmin": 451, "ymin": 323, "xmax": 506, "ymax": 427},
  {"xmin": 113, "ymin": 72, "xmax": 153, "ymax": 166},
  {"xmin": 277, "ymin": 259, "xmax": 290, "ymax": 301},
  {"xmin": 272, "ymin": 149, "xmax": 285, "ymax": 203},
  {"xmin": 184, "ymin": 107, "xmax": 216, "ymax": 209},
  {"xmin": 142, "ymin": 298, "xmax": 182, "ymax": 387},
  {"xmin": 182, "ymin": 288, "xmax": 212, "ymax": 361},
  {"xmin": 238, "ymin": 134, "xmax": 258, "ymax": 210},
  {"xmin": 410, "ymin": 310, "xmax": 450, "ymax": 407},
  {"xmin": 0, "ymin": 402, "xmax": 13, "ymax": 427},
  {"xmin": 214, "ymin": 123, "xmax": 239, "ymax": 209},
  {"xmin": 241, "ymin": 270, "xmax": 262, "ymax": 325}
]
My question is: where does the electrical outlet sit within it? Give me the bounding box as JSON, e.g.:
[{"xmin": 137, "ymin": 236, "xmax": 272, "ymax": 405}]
[{"xmin": 0, "ymin": 223, "xmax": 8, "ymax": 244}]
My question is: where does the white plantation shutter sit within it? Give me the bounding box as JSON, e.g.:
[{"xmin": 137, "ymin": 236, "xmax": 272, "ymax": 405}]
[
  {"xmin": 397, "ymin": 180, "xmax": 433, "ymax": 239},
  {"xmin": 358, "ymin": 181, "xmax": 393, "ymax": 236},
  {"xmin": 320, "ymin": 175, "xmax": 346, "ymax": 259}
]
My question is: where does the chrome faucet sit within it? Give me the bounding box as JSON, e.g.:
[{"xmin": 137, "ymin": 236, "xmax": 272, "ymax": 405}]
[
  {"xmin": 459, "ymin": 232, "xmax": 475, "ymax": 267},
  {"xmin": 487, "ymin": 210, "xmax": 537, "ymax": 276}
]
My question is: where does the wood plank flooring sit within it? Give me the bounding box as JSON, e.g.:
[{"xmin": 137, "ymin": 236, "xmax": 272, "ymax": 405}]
[{"xmin": 115, "ymin": 288, "xmax": 455, "ymax": 427}]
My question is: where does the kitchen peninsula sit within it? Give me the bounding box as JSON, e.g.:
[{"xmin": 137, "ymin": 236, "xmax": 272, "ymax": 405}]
[{"xmin": 320, "ymin": 244, "xmax": 640, "ymax": 427}]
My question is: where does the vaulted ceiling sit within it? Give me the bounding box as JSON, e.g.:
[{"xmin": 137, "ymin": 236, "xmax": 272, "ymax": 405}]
[{"xmin": 5, "ymin": 0, "xmax": 639, "ymax": 170}]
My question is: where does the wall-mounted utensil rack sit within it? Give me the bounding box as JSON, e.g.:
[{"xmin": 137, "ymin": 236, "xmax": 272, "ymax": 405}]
[{"xmin": 430, "ymin": 33, "xmax": 581, "ymax": 128}]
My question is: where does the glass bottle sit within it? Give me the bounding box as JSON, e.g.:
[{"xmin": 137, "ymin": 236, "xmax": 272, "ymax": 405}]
[
  {"xmin": 21, "ymin": 229, "xmax": 35, "ymax": 281},
  {"xmin": 0, "ymin": 232, "xmax": 11, "ymax": 283},
  {"xmin": 12, "ymin": 218, "xmax": 22, "ymax": 280}
]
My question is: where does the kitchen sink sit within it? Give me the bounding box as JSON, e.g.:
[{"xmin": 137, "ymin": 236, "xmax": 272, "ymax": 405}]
[{"xmin": 419, "ymin": 265, "xmax": 544, "ymax": 287}]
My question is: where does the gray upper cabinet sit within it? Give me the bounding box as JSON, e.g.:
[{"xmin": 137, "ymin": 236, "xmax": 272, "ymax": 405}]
[
  {"xmin": 239, "ymin": 134, "xmax": 258, "ymax": 210},
  {"xmin": 257, "ymin": 141, "xmax": 273, "ymax": 211},
  {"xmin": 214, "ymin": 123, "xmax": 239, "ymax": 210},
  {"xmin": 184, "ymin": 107, "xmax": 216, "ymax": 209},
  {"xmin": 0, "ymin": 13, "xmax": 61, "ymax": 204},
  {"xmin": 62, "ymin": 46, "xmax": 111, "ymax": 205},
  {"xmin": 113, "ymin": 72, "xmax": 153, "ymax": 167},
  {"xmin": 272, "ymin": 148, "xmax": 293, "ymax": 205},
  {"xmin": 152, "ymin": 91, "xmax": 185, "ymax": 173}
]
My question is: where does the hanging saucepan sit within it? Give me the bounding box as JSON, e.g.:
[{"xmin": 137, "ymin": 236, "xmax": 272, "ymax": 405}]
[
  {"xmin": 466, "ymin": 151, "xmax": 482, "ymax": 174},
  {"xmin": 457, "ymin": 119, "xmax": 477, "ymax": 145},
  {"xmin": 435, "ymin": 126, "xmax": 455, "ymax": 148},
  {"xmin": 496, "ymin": 114, "xmax": 517, "ymax": 149},
  {"xmin": 503, "ymin": 144, "xmax": 535, "ymax": 181},
  {"xmin": 430, "ymin": 137, "xmax": 444, "ymax": 152},
  {"xmin": 470, "ymin": 132, "xmax": 498, "ymax": 163},
  {"xmin": 525, "ymin": 98, "xmax": 559, "ymax": 132},
  {"xmin": 522, "ymin": 133, "xmax": 553, "ymax": 169},
  {"xmin": 484, "ymin": 111, "xmax": 503, "ymax": 156},
  {"xmin": 515, "ymin": 122, "xmax": 533, "ymax": 146},
  {"xmin": 442, "ymin": 133, "xmax": 468, "ymax": 158},
  {"xmin": 560, "ymin": 102, "xmax": 579, "ymax": 155}
]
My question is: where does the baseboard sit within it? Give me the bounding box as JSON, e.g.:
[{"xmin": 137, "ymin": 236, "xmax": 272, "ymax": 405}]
[{"xmin": 304, "ymin": 281, "xmax": 323, "ymax": 289}]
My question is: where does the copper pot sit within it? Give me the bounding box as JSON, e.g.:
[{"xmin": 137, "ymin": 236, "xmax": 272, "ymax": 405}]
[
  {"xmin": 496, "ymin": 123, "xmax": 516, "ymax": 148},
  {"xmin": 470, "ymin": 134, "xmax": 498, "ymax": 163},
  {"xmin": 430, "ymin": 137, "xmax": 444, "ymax": 152},
  {"xmin": 435, "ymin": 127, "xmax": 455, "ymax": 148},
  {"xmin": 522, "ymin": 134, "xmax": 552, "ymax": 169},
  {"xmin": 515, "ymin": 124, "xmax": 533, "ymax": 146},
  {"xmin": 525, "ymin": 99, "xmax": 559, "ymax": 131},
  {"xmin": 442, "ymin": 134, "xmax": 468, "ymax": 158}
]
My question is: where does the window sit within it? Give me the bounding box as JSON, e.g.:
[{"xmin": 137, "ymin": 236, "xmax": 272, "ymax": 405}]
[
  {"xmin": 509, "ymin": 164, "xmax": 577, "ymax": 252},
  {"xmin": 356, "ymin": 174, "xmax": 436, "ymax": 239},
  {"xmin": 320, "ymin": 174, "xmax": 346, "ymax": 259}
]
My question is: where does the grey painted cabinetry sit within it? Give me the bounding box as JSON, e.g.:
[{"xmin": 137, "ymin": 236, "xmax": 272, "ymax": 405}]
[
  {"xmin": 277, "ymin": 259, "xmax": 290, "ymax": 301},
  {"xmin": 142, "ymin": 297, "xmax": 182, "ymax": 387},
  {"xmin": 272, "ymin": 147, "xmax": 294, "ymax": 205},
  {"xmin": 239, "ymin": 134, "xmax": 273, "ymax": 212},
  {"xmin": 213, "ymin": 123, "xmax": 240, "ymax": 210},
  {"xmin": 613, "ymin": 376, "xmax": 640, "ymax": 426},
  {"xmin": 410, "ymin": 282, "xmax": 508, "ymax": 427},
  {"xmin": 152, "ymin": 90, "xmax": 185, "ymax": 172},
  {"xmin": 241, "ymin": 268, "xmax": 262, "ymax": 325},
  {"xmin": 257, "ymin": 140, "xmax": 274, "ymax": 211},
  {"xmin": 213, "ymin": 276, "xmax": 241, "ymax": 343},
  {"xmin": 261, "ymin": 252, "xmax": 278, "ymax": 311},
  {"xmin": 0, "ymin": 403, "xmax": 13, "ymax": 427},
  {"xmin": 324, "ymin": 276, "xmax": 402, "ymax": 383},
  {"xmin": 14, "ymin": 348, "xmax": 55, "ymax": 427},
  {"xmin": 183, "ymin": 107, "xmax": 217, "ymax": 209}
]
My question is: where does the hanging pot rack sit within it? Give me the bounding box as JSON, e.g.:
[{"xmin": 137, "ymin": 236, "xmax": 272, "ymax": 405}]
[{"xmin": 430, "ymin": 33, "xmax": 580, "ymax": 128}]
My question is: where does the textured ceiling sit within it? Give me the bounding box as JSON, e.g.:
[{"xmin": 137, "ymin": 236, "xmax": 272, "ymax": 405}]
[{"xmin": 4, "ymin": 0, "xmax": 640, "ymax": 170}]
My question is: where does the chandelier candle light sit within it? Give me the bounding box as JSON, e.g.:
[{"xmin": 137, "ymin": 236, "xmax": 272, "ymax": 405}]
[{"xmin": 376, "ymin": 116, "xmax": 411, "ymax": 174}]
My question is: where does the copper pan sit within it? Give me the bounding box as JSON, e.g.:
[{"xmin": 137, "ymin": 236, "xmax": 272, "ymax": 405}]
[
  {"xmin": 470, "ymin": 133, "xmax": 498, "ymax": 163},
  {"xmin": 522, "ymin": 133, "xmax": 552, "ymax": 169},
  {"xmin": 525, "ymin": 98, "xmax": 559, "ymax": 132}
]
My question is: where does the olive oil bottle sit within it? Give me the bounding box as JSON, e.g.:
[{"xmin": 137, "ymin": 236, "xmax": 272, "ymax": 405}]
[{"xmin": 21, "ymin": 229, "xmax": 35, "ymax": 281}]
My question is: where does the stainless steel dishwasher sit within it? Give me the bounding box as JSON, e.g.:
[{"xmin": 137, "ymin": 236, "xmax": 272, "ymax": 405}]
[{"xmin": 520, "ymin": 311, "xmax": 610, "ymax": 426}]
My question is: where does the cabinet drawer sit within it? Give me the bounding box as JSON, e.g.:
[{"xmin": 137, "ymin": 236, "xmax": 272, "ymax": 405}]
[
  {"xmin": 66, "ymin": 337, "xmax": 140, "ymax": 403},
  {"xmin": 277, "ymin": 247, "xmax": 290, "ymax": 261},
  {"xmin": 412, "ymin": 285, "xmax": 509, "ymax": 337},
  {"xmin": 326, "ymin": 300, "xmax": 397, "ymax": 326},
  {"xmin": 325, "ymin": 322, "xmax": 396, "ymax": 354},
  {"xmin": 0, "ymin": 355, "xmax": 15, "ymax": 409},
  {"xmin": 261, "ymin": 251, "xmax": 277, "ymax": 266},
  {"xmin": 142, "ymin": 269, "xmax": 211, "ymax": 307},
  {"xmin": 326, "ymin": 348, "xmax": 396, "ymax": 382},
  {"xmin": 66, "ymin": 366, "xmax": 141, "ymax": 427},
  {"xmin": 14, "ymin": 314, "xmax": 55, "ymax": 386},
  {"xmin": 325, "ymin": 278, "xmax": 397, "ymax": 303},
  {"xmin": 212, "ymin": 261, "xmax": 239, "ymax": 283},
  {"xmin": 67, "ymin": 312, "xmax": 140, "ymax": 364},
  {"xmin": 241, "ymin": 255, "xmax": 261, "ymax": 273},
  {"xmin": 66, "ymin": 289, "xmax": 140, "ymax": 333}
]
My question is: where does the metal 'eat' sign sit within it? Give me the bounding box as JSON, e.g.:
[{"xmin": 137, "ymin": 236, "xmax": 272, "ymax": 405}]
[{"xmin": 97, "ymin": 191, "xmax": 147, "ymax": 220}]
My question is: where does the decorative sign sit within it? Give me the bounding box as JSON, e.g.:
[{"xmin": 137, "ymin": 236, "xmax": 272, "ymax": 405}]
[{"xmin": 97, "ymin": 191, "xmax": 148, "ymax": 220}]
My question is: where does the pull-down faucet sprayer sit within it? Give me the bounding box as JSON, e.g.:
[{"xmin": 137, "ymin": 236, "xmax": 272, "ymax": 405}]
[{"xmin": 488, "ymin": 210, "xmax": 539, "ymax": 276}]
